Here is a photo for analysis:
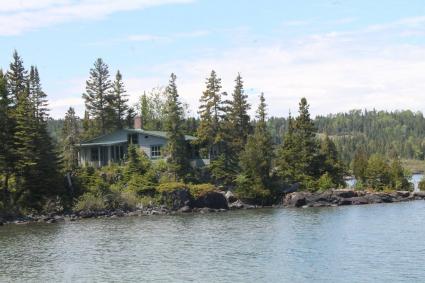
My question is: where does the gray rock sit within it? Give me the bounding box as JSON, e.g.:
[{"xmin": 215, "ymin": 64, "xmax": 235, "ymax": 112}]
[
  {"xmin": 194, "ymin": 191, "xmax": 229, "ymax": 210},
  {"xmin": 229, "ymin": 200, "xmax": 244, "ymax": 209},
  {"xmin": 161, "ymin": 188, "xmax": 194, "ymax": 210},
  {"xmin": 283, "ymin": 192, "xmax": 307, "ymax": 207},
  {"xmin": 178, "ymin": 206, "xmax": 192, "ymax": 213},
  {"xmin": 224, "ymin": 191, "xmax": 238, "ymax": 203}
]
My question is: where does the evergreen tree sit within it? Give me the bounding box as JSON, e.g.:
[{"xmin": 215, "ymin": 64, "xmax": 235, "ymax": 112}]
[
  {"xmin": 352, "ymin": 148, "xmax": 368, "ymax": 183},
  {"xmin": 111, "ymin": 70, "xmax": 128, "ymax": 129},
  {"xmin": 319, "ymin": 135, "xmax": 345, "ymax": 186},
  {"xmin": 388, "ymin": 155, "xmax": 410, "ymax": 190},
  {"xmin": 29, "ymin": 66, "xmax": 48, "ymax": 121},
  {"xmin": 365, "ymin": 154, "xmax": 390, "ymax": 190},
  {"xmin": 196, "ymin": 70, "xmax": 225, "ymax": 157},
  {"xmin": 228, "ymin": 73, "xmax": 251, "ymax": 154},
  {"xmin": 164, "ymin": 73, "xmax": 189, "ymax": 179},
  {"xmin": 0, "ymin": 70, "xmax": 15, "ymax": 205},
  {"xmin": 277, "ymin": 98, "xmax": 321, "ymax": 188},
  {"xmin": 82, "ymin": 58, "xmax": 113, "ymax": 135},
  {"xmin": 62, "ymin": 107, "xmax": 81, "ymax": 171},
  {"xmin": 7, "ymin": 50, "xmax": 27, "ymax": 102},
  {"xmin": 238, "ymin": 93, "xmax": 274, "ymax": 200},
  {"xmin": 140, "ymin": 92, "xmax": 152, "ymax": 128}
]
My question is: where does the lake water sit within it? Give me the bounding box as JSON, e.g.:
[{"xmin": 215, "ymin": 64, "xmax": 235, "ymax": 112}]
[{"xmin": 2, "ymin": 202, "xmax": 425, "ymax": 282}]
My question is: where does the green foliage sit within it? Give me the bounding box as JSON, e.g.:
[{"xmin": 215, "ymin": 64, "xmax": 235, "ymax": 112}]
[
  {"xmin": 238, "ymin": 93, "xmax": 274, "ymax": 200},
  {"xmin": 352, "ymin": 148, "xmax": 368, "ymax": 182},
  {"xmin": 157, "ymin": 181, "xmax": 187, "ymax": 193},
  {"xmin": 74, "ymin": 193, "xmax": 106, "ymax": 212},
  {"xmin": 111, "ymin": 70, "xmax": 129, "ymax": 129},
  {"xmin": 365, "ymin": 154, "xmax": 391, "ymax": 190},
  {"xmin": 188, "ymin": 183, "xmax": 216, "ymax": 198},
  {"xmin": 418, "ymin": 177, "xmax": 425, "ymax": 191},
  {"xmin": 317, "ymin": 172, "xmax": 336, "ymax": 192},
  {"xmin": 82, "ymin": 58, "xmax": 114, "ymax": 136},
  {"xmin": 61, "ymin": 107, "xmax": 80, "ymax": 171},
  {"xmin": 164, "ymin": 73, "xmax": 190, "ymax": 179}
]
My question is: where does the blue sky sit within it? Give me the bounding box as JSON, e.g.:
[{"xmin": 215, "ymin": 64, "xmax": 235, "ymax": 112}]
[{"xmin": 1, "ymin": 0, "xmax": 425, "ymax": 118}]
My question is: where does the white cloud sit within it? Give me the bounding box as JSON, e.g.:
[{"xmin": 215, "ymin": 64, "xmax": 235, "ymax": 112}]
[
  {"xmin": 49, "ymin": 16, "xmax": 425, "ymax": 119},
  {"xmin": 127, "ymin": 29, "xmax": 209, "ymax": 43},
  {"xmin": 0, "ymin": 0, "xmax": 193, "ymax": 36}
]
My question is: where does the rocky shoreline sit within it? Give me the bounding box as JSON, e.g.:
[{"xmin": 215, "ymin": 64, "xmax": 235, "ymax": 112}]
[
  {"xmin": 0, "ymin": 190, "xmax": 259, "ymax": 225},
  {"xmin": 283, "ymin": 189, "xmax": 425, "ymax": 207},
  {"xmin": 2, "ymin": 189, "xmax": 425, "ymax": 225}
]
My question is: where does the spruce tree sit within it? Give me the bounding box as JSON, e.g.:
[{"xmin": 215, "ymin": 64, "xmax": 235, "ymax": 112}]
[
  {"xmin": 29, "ymin": 66, "xmax": 48, "ymax": 121},
  {"xmin": 164, "ymin": 73, "xmax": 189, "ymax": 179},
  {"xmin": 7, "ymin": 50, "xmax": 27, "ymax": 102},
  {"xmin": 277, "ymin": 98, "xmax": 321, "ymax": 188},
  {"xmin": 196, "ymin": 70, "xmax": 225, "ymax": 157},
  {"xmin": 352, "ymin": 148, "xmax": 368, "ymax": 183},
  {"xmin": 111, "ymin": 70, "xmax": 128, "ymax": 129},
  {"xmin": 319, "ymin": 135, "xmax": 345, "ymax": 186},
  {"xmin": 62, "ymin": 107, "xmax": 81, "ymax": 171},
  {"xmin": 228, "ymin": 73, "xmax": 251, "ymax": 153},
  {"xmin": 0, "ymin": 70, "xmax": 15, "ymax": 205},
  {"xmin": 82, "ymin": 58, "xmax": 113, "ymax": 135},
  {"xmin": 238, "ymin": 93, "xmax": 273, "ymax": 201}
]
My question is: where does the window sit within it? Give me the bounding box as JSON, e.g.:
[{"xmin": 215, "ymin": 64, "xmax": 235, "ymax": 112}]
[
  {"xmin": 128, "ymin": 134, "xmax": 138, "ymax": 145},
  {"xmin": 151, "ymin": 145, "xmax": 162, "ymax": 158},
  {"xmin": 91, "ymin": 148, "xmax": 99, "ymax": 161}
]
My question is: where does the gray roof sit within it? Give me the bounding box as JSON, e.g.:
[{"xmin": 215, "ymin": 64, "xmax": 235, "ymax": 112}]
[{"xmin": 79, "ymin": 128, "xmax": 197, "ymax": 147}]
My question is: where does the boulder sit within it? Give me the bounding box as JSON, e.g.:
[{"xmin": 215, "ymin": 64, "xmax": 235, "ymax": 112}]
[
  {"xmin": 396, "ymin": 191, "xmax": 411, "ymax": 198},
  {"xmin": 178, "ymin": 206, "xmax": 192, "ymax": 213},
  {"xmin": 345, "ymin": 197, "xmax": 369, "ymax": 205},
  {"xmin": 413, "ymin": 191, "xmax": 425, "ymax": 199},
  {"xmin": 161, "ymin": 188, "xmax": 193, "ymax": 210},
  {"xmin": 333, "ymin": 189, "xmax": 358, "ymax": 199},
  {"xmin": 194, "ymin": 191, "xmax": 229, "ymax": 209},
  {"xmin": 224, "ymin": 191, "xmax": 238, "ymax": 203},
  {"xmin": 229, "ymin": 200, "xmax": 245, "ymax": 209},
  {"xmin": 283, "ymin": 192, "xmax": 307, "ymax": 207},
  {"xmin": 79, "ymin": 211, "xmax": 95, "ymax": 218}
]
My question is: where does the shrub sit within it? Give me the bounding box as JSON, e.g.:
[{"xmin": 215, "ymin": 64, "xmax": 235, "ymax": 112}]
[
  {"xmin": 188, "ymin": 183, "xmax": 216, "ymax": 198},
  {"xmin": 157, "ymin": 182, "xmax": 187, "ymax": 193},
  {"xmin": 317, "ymin": 172, "xmax": 336, "ymax": 192},
  {"xmin": 419, "ymin": 177, "xmax": 425, "ymax": 191},
  {"xmin": 74, "ymin": 193, "xmax": 106, "ymax": 212}
]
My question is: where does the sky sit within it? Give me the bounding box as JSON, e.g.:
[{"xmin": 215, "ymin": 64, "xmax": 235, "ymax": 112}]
[{"xmin": 1, "ymin": 0, "xmax": 425, "ymax": 118}]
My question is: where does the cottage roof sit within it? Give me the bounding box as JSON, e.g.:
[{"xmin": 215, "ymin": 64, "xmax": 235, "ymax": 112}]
[{"xmin": 79, "ymin": 128, "xmax": 197, "ymax": 147}]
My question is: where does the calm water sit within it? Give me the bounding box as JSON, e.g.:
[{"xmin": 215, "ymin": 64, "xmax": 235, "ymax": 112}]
[{"xmin": 2, "ymin": 202, "xmax": 425, "ymax": 282}]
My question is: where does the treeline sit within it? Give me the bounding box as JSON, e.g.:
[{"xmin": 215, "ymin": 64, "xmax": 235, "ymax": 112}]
[
  {"xmin": 0, "ymin": 51, "xmax": 63, "ymax": 211},
  {"xmin": 0, "ymin": 52, "xmax": 414, "ymax": 215},
  {"xmin": 315, "ymin": 110, "xmax": 425, "ymax": 165}
]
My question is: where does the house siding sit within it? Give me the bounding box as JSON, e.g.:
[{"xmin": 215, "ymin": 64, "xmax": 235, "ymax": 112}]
[{"xmin": 137, "ymin": 134, "xmax": 167, "ymax": 158}]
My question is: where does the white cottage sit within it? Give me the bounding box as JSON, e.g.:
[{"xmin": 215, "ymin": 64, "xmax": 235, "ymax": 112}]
[{"xmin": 78, "ymin": 117, "xmax": 208, "ymax": 168}]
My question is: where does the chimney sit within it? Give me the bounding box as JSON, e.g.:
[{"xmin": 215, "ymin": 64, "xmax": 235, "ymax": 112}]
[{"xmin": 134, "ymin": 116, "xmax": 142, "ymax": 129}]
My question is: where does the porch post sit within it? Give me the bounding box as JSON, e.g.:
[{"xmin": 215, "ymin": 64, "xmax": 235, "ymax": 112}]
[
  {"xmin": 98, "ymin": 146, "xmax": 101, "ymax": 167},
  {"xmin": 108, "ymin": 146, "xmax": 111, "ymax": 165}
]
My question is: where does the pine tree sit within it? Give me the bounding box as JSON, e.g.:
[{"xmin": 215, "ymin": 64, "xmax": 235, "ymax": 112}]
[
  {"xmin": 0, "ymin": 70, "xmax": 15, "ymax": 205},
  {"xmin": 238, "ymin": 93, "xmax": 274, "ymax": 201},
  {"xmin": 111, "ymin": 70, "xmax": 128, "ymax": 129},
  {"xmin": 164, "ymin": 73, "xmax": 189, "ymax": 179},
  {"xmin": 62, "ymin": 107, "xmax": 81, "ymax": 171},
  {"xmin": 319, "ymin": 135, "xmax": 345, "ymax": 186},
  {"xmin": 7, "ymin": 50, "xmax": 27, "ymax": 102},
  {"xmin": 29, "ymin": 66, "xmax": 48, "ymax": 121},
  {"xmin": 228, "ymin": 73, "xmax": 251, "ymax": 153},
  {"xmin": 352, "ymin": 148, "xmax": 368, "ymax": 183},
  {"xmin": 196, "ymin": 70, "xmax": 225, "ymax": 157},
  {"xmin": 82, "ymin": 58, "xmax": 113, "ymax": 135},
  {"xmin": 140, "ymin": 92, "xmax": 152, "ymax": 129},
  {"xmin": 277, "ymin": 98, "xmax": 321, "ymax": 188}
]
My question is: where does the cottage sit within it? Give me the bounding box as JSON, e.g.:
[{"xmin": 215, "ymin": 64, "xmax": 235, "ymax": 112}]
[{"xmin": 78, "ymin": 117, "xmax": 209, "ymax": 168}]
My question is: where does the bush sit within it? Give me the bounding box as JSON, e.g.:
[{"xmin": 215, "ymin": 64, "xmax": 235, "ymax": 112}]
[
  {"xmin": 317, "ymin": 173, "xmax": 336, "ymax": 192},
  {"xmin": 157, "ymin": 182, "xmax": 187, "ymax": 193},
  {"xmin": 354, "ymin": 180, "xmax": 365, "ymax": 190},
  {"xmin": 188, "ymin": 183, "xmax": 216, "ymax": 198},
  {"xmin": 74, "ymin": 193, "xmax": 106, "ymax": 212},
  {"xmin": 419, "ymin": 177, "xmax": 425, "ymax": 191}
]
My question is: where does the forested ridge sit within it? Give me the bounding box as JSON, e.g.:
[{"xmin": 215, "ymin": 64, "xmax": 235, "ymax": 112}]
[{"xmin": 0, "ymin": 51, "xmax": 417, "ymax": 217}]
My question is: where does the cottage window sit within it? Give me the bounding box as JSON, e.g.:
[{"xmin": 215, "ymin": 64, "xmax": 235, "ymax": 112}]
[
  {"xmin": 91, "ymin": 148, "xmax": 99, "ymax": 161},
  {"xmin": 128, "ymin": 134, "xmax": 138, "ymax": 144},
  {"xmin": 151, "ymin": 145, "xmax": 162, "ymax": 158}
]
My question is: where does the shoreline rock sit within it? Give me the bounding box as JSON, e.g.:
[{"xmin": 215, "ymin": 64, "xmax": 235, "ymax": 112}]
[{"xmin": 283, "ymin": 189, "xmax": 425, "ymax": 208}]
